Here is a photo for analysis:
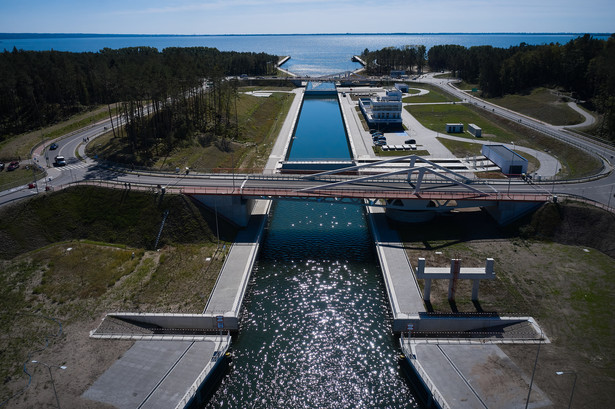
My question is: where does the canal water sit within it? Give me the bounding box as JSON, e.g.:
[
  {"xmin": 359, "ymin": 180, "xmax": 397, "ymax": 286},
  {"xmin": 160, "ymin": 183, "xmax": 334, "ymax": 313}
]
[{"xmin": 204, "ymin": 94, "xmax": 419, "ymax": 408}]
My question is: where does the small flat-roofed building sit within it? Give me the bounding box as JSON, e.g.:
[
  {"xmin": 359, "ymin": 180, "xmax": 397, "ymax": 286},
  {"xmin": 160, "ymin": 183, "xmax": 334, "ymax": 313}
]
[
  {"xmin": 468, "ymin": 123, "xmax": 482, "ymax": 137},
  {"xmin": 395, "ymin": 83, "xmax": 409, "ymax": 93},
  {"xmin": 446, "ymin": 123, "xmax": 464, "ymax": 133},
  {"xmin": 359, "ymin": 89, "xmax": 403, "ymax": 126},
  {"xmin": 482, "ymin": 144, "xmax": 528, "ymax": 175}
]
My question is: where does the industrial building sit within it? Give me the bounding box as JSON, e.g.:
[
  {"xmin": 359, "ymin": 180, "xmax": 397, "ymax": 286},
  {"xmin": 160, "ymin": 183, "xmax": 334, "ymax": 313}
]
[{"xmin": 482, "ymin": 144, "xmax": 528, "ymax": 175}]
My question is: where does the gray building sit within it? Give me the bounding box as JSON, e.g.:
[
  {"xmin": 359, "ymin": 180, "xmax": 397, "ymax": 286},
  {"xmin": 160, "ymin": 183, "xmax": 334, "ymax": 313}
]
[
  {"xmin": 446, "ymin": 123, "xmax": 464, "ymax": 133},
  {"xmin": 468, "ymin": 123, "xmax": 482, "ymax": 137},
  {"xmin": 482, "ymin": 144, "xmax": 528, "ymax": 175}
]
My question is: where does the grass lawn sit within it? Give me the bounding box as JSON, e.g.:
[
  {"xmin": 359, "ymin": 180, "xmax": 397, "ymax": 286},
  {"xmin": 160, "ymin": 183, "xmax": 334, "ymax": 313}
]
[
  {"xmin": 90, "ymin": 89, "xmax": 296, "ymax": 172},
  {"xmin": 484, "ymin": 87, "xmax": 585, "ymax": 126},
  {"xmin": 0, "ymin": 165, "xmax": 45, "ymax": 191},
  {"xmin": 407, "ymin": 103, "xmax": 516, "ymax": 142},
  {"xmin": 407, "ymin": 103, "xmax": 601, "ymax": 178},
  {"xmin": 452, "ymin": 80, "xmax": 479, "ymax": 91},
  {"xmin": 402, "ymin": 83, "xmax": 461, "ymax": 103},
  {"xmin": 0, "ymin": 186, "xmax": 237, "ymax": 405},
  {"xmin": 406, "ymin": 88, "xmax": 422, "ymax": 95},
  {"xmin": 397, "ymin": 202, "xmax": 615, "ymax": 408},
  {"xmin": 0, "ymin": 105, "xmax": 115, "ymax": 160}
]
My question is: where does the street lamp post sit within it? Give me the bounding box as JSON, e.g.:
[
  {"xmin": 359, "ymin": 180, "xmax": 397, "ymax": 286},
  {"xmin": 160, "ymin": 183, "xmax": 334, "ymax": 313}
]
[
  {"xmin": 556, "ymin": 371, "xmax": 577, "ymax": 409},
  {"xmin": 524, "ymin": 331, "xmax": 541, "ymax": 409},
  {"xmin": 507, "ymin": 141, "xmax": 515, "ymax": 195},
  {"xmin": 31, "ymin": 360, "xmax": 66, "ymax": 409}
]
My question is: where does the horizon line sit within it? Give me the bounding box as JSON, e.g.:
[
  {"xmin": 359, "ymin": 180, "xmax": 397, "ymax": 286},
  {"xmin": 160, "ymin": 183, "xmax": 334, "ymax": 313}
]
[{"xmin": 1, "ymin": 31, "xmax": 612, "ymax": 37}]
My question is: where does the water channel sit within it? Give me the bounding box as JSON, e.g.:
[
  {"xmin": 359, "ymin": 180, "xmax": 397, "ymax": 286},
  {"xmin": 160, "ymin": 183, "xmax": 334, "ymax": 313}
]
[{"xmin": 203, "ymin": 93, "xmax": 420, "ymax": 408}]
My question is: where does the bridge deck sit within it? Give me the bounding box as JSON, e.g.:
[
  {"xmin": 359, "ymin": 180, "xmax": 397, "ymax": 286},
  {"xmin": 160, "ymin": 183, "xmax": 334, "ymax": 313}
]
[{"xmin": 179, "ymin": 185, "xmax": 551, "ymax": 202}]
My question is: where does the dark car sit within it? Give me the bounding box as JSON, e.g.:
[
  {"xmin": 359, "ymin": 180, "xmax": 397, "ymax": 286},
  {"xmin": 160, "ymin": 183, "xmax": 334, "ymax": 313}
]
[
  {"xmin": 0, "ymin": 162, "xmax": 4, "ymax": 171},
  {"xmin": 49, "ymin": 143, "xmax": 58, "ymax": 150},
  {"xmin": 7, "ymin": 161, "xmax": 19, "ymax": 171}
]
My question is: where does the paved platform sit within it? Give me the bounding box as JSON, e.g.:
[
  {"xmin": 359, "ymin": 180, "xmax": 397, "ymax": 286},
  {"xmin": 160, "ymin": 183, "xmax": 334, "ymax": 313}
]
[
  {"xmin": 203, "ymin": 198, "xmax": 271, "ymax": 321},
  {"xmin": 265, "ymin": 88, "xmax": 304, "ymax": 172},
  {"xmin": 83, "ymin": 337, "xmax": 230, "ymax": 409},
  {"xmin": 402, "ymin": 341, "xmax": 552, "ymax": 409},
  {"xmin": 366, "ymin": 206, "xmax": 425, "ymax": 330}
]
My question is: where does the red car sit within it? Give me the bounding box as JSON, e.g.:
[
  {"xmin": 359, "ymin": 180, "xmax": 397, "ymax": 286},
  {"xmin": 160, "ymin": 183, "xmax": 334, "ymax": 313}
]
[
  {"xmin": 7, "ymin": 161, "xmax": 19, "ymax": 171},
  {"xmin": 28, "ymin": 183, "xmax": 36, "ymax": 189}
]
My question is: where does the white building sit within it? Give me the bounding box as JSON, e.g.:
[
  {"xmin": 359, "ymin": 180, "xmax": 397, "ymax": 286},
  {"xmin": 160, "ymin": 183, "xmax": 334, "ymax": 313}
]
[{"xmin": 359, "ymin": 89, "xmax": 403, "ymax": 126}]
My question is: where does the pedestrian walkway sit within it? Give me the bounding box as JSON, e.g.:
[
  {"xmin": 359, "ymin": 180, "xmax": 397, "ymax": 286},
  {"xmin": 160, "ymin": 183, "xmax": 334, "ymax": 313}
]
[
  {"xmin": 203, "ymin": 199, "xmax": 271, "ymax": 323},
  {"xmin": 366, "ymin": 205, "xmax": 425, "ymax": 331}
]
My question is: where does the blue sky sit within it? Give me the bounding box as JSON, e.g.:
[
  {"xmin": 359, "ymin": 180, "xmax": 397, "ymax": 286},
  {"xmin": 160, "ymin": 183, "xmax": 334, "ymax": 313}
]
[{"xmin": 1, "ymin": 0, "xmax": 613, "ymax": 34}]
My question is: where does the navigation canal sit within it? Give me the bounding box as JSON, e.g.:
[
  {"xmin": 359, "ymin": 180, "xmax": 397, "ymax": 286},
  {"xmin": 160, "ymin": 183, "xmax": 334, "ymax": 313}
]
[{"xmin": 204, "ymin": 94, "xmax": 419, "ymax": 408}]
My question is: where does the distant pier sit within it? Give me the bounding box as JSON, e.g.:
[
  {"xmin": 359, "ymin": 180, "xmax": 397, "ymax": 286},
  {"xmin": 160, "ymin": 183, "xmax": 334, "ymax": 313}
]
[
  {"xmin": 277, "ymin": 55, "xmax": 290, "ymax": 66},
  {"xmin": 352, "ymin": 55, "xmax": 367, "ymax": 66}
]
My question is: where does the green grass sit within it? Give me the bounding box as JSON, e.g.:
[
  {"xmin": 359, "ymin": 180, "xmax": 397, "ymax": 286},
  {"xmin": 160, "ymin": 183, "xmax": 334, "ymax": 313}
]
[
  {"xmin": 0, "ymin": 166, "xmax": 45, "ymax": 191},
  {"xmin": 484, "ymin": 88, "xmax": 585, "ymax": 126},
  {"xmin": 406, "ymin": 103, "xmax": 601, "ymax": 178},
  {"xmin": 0, "ymin": 105, "xmax": 116, "ymax": 160},
  {"xmin": 402, "ymin": 83, "xmax": 461, "ymax": 103},
  {"xmin": 0, "ymin": 186, "xmax": 239, "ymax": 260},
  {"xmin": 452, "ymin": 80, "xmax": 479, "ymax": 91},
  {"xmin": 407, "ymin": 103, "xmax": 516, "ymax": 142},
  {"xmin": 91, "ymin": 90, "xmax": 295, "ymax": 172}
]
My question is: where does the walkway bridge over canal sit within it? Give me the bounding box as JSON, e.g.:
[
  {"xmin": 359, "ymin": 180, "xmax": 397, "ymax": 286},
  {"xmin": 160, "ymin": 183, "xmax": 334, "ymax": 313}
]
[{"xmin": 175, "ymin": 155, "xmax": 553, "ymax": 226}]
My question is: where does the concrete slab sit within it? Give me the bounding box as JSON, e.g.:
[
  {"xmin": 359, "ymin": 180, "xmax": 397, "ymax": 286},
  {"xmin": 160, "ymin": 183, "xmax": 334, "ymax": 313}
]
[
  {"xmin": 366, "ymin": 206, "xmax": 426, "ymax": 324},
  {"xmin": 83, "ymin": 338, "xmax": 229, "ymax": 409},
  {"xmin": 83, "ymin": 340, "xmax": 193, "ymax": 408},
  {"xmin": 265, "ymin": 88, "xmax": 304, "ymax": 172},
  {"xmin": 408, "ymin": 342, "xmax": 552, "ymax": 409},
  {"xmin": 141, "ymin": 341, "xmax": 216, "ymax": 409},
  {"xmin": 203, "ymin": 199, "xmax": 271, "ymax": 318}
]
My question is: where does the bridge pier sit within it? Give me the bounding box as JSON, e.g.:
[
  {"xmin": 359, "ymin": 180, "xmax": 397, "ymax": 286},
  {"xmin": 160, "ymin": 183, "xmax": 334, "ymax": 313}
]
[
  {"xmin": 485, "ymin": 201, "xmax": 543, "ymax": 225},
  {"xmin": 191, "ymin": 195, "xmax": 255, "ymax": 227}
]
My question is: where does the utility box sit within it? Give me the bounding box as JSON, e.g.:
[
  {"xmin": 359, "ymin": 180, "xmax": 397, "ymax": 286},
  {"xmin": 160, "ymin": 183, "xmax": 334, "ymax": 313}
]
[
  {"xmin": 446, "ymin": 123, "xmax": 464, "ymax": 133},
  {"xmin": 468, "ymin": 123, "xmax": 482, "ymax": 137}
]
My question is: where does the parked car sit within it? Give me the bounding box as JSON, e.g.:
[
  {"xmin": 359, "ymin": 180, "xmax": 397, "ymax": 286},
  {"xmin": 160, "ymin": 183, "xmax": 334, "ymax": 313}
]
[
  {"xmin": 405, "ymin": 138, "xmax": 416, "ymax": 144},
  {"xmin": 374, "ymin": 139, "xmax": 387, "ymax": 146},
  {"xmin": 49, "ymin": 143, "xmax": 58, "ymax": 150},
  {"xmin": 0, "ymin": 162, "xmax": 4, "ymax": 171},
  {"xmin": 28, "ymin": 182, "xmax": 36, "ymax": 189},
  {"xmin": 7, "ymin": 161, "xmax": 19, "ymax": 171},
  {"xmin": 54, "ymin": 156, "xmax": 66, "ymax": 166}
]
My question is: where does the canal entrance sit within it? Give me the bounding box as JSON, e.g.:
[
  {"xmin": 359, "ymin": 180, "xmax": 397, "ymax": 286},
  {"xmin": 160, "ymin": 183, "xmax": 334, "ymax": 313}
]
[{"xmin": 203, "ymin": 91, "xmax": 420, "ymax": 408}]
